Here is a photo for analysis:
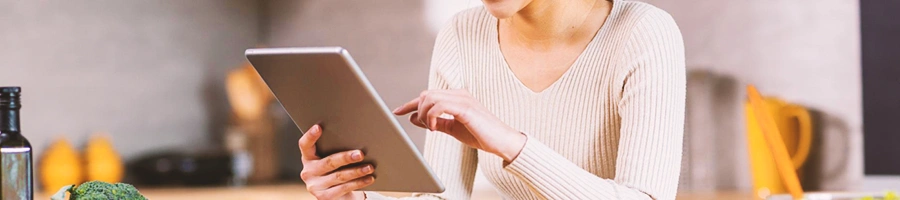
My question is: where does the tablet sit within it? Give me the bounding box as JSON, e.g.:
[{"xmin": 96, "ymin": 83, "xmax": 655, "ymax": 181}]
[{"xmin": 245, "ymin": 47, "xmax": 445, "ymax": 193}]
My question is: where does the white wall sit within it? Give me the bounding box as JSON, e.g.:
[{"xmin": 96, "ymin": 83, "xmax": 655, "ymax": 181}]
[
  {"xmin": 0, "ymin": 1, "xmax": 259, "ymax": 160},
  {"xmin": 424, "ymin": 0, "xmax": 483, "ymax": 34},
  {"xmin": 644, "ymin": 0, "xmax": 863, "ymax": 190}
]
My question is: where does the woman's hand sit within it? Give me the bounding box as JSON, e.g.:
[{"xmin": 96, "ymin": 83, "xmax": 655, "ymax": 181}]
[
  {"xmin": 393, "ymin": 89, "xmax": 527, "ymax": 162},
  {"xmin": 298, "ymin": 124, "xmax": 374, "ymax": 200}
]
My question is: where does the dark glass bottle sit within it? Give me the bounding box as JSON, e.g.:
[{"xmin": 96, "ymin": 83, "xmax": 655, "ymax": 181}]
[{"xmin": 0, "ymin": 87, "xmax": 32, "ymax": 200}]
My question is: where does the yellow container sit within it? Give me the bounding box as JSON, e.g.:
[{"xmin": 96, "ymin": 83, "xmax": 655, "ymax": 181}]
[{"xmin": 745, "ymin": 97, "xmax": 812, "ymax": 199}]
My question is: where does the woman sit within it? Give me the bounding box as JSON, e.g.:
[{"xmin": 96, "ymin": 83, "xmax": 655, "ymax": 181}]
[{"xmin": 298, "ymin": 0, "xmax": 685, "ymax": 199}]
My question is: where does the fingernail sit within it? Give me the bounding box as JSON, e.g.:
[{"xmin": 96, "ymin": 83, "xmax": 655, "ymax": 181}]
[
  {"xmin": 392, "ymin": 107, "xmax": 400, "ymax": 113},
  {"xmin": 361, "ymin": 165, "xmax": 372, "ymax": 173},
  {"xmin": 351, "ymin": 151, "xmax": 362, "ymax": 161},
  {"xmin": 363, "ymin": 177, "xmax": 374, "ymax": 184},
  {"xmin": 311, "ymin": 125, "xmax": 320, "ymax": 132}
]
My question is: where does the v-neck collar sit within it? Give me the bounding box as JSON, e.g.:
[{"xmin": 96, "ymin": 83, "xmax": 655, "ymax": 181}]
[{"xmin": 491, "ymin": 0, "xmax": 620, "ymax": 95}]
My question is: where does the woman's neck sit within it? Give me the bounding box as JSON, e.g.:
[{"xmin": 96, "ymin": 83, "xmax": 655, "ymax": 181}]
[{"xmin": 502, "ymin": 0, "xmax": 609, "ymax": 47}]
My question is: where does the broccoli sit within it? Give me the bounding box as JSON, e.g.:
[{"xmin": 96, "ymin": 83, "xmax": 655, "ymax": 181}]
[{"xmin": 51, "ymin": 181, "xmax": 147, "ymax": 200}]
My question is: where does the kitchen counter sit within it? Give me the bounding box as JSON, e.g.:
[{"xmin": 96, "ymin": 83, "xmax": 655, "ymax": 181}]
[{"xmin": 38, "ymin": 184, "xmax": 755, "ymax": 200}]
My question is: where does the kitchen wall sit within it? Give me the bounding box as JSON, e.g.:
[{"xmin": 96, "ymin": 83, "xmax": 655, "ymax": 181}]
[
  {"xmin": 643, "ymin": 0, "xmax": 863, "ymax": 191},
  {"xmin": 0, "ymin": 0, "xmax": 258, "ymax": 160}
]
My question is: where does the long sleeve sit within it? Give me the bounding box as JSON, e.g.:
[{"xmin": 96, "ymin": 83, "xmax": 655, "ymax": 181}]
[
  {"xmin": 366, "ymin": 13, "xmax": 478, "ymax": 200},
  {"xmin": 501, "ymin": 7, "xmax": 686, "ymax": 200}
]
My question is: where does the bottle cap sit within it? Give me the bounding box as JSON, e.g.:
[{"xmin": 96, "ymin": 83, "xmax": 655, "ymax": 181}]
[
  {"xmin": 0, "ymin": 86, "xmax": 21, "ymax": 108},
  {"xmin": 0, "ymin": 87, "xmax": 21, "ymax": 94}
]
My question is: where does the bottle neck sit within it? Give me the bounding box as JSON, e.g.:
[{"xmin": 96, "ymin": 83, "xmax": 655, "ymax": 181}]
[{"xmin": 1, "ymin": 108, "xmax": 20, "ymax": 134}]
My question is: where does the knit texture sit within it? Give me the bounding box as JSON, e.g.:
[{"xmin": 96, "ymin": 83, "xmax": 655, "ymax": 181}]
[{"xmin": 367, "ymin": 0, "xmax": 685, "ymax": 199}]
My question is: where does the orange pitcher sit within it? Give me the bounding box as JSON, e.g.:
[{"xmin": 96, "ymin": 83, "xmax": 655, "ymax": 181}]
[{"xmin": 745, "ymin": 97, "xmax": 812, "ymax": 199}]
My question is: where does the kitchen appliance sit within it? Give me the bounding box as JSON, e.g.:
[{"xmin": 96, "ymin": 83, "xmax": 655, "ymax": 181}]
[{"xmin": 746, "ymin": 87, "xmax": 812, "ymax": 199}]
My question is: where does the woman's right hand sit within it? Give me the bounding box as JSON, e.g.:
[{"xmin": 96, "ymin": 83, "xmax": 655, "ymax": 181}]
[{"xmin": 298, "ymin": 124, "xmax": 375, "ymax": 200}]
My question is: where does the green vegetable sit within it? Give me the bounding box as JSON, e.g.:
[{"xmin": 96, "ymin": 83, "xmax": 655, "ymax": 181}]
[{"xmin": 51, "ymin": 181, "xmax": 147, "ymax": 200}]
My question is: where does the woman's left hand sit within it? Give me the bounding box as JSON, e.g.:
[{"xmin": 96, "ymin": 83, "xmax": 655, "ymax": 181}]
[{"xmin": 393, "ymin": 89, "xmax": 527, "ymax": 162}]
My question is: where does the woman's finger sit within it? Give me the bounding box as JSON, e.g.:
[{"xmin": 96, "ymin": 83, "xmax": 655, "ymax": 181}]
[
  {"xmin": 419, "ymin": 92, "xmax": 468, "ymax": 128},
  {"xmin": 310, "ymin": 150, "xmax": 365, "ymax": 176},
  {"xmin": 417, "ymin": 91, "xmax": 450, "ymax": 128},
  {"xmin": 314, "ymin": 165, "xmax": 375, "ymax": 190},
  {"xmin": 298, "ymin": 124, "xmax": 322, "ymax": 161},
  {"xmin": 412, "ymin": 112, "xmax": 460, "ymax": 134},
  {"xmin": 324, "ymin": 176, "xmax": 376, "ymax": 197},
  {"xmin": 426, "ymin": 103, "xmax": 449, "ymax": 131},
  {"xmin": 393, "ymin": 96, "xmax": 422, "ymax": 115},
  {"xmin": 409, "ymin": 113, "xmax": 427, "ymax": 129},
  {"xmin": 435, "ymin": 116, "xmax": 463, "ymax": 134},
  {"xmin": 426, "ymin": 101, "xmax": 471, "ymax": 130},
  {"xmin": 395, "ymin": 90, "xmax": 464, "ymax": 116}
]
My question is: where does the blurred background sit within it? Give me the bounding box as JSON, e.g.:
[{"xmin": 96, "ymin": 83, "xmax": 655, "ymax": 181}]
[{"xmin": 1, "ymin": 0, "xmax": 897, "ymax": 199}]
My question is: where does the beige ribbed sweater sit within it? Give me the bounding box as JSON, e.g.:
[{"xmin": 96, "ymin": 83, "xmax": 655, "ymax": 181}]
[{"xmin": 368, "ymin": 0, "xmax": 685, "ymax": 199}]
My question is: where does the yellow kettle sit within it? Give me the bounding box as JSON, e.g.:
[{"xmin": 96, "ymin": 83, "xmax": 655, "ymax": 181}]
[{"xmin": 745, "ymin": 97, "xmax": 812, "ymax": 199}]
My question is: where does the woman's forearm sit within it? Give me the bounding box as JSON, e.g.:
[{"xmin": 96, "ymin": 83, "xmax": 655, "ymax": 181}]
[{"xmin": 503, "ymin": 138, "xmax": 657, "ymax": 199}]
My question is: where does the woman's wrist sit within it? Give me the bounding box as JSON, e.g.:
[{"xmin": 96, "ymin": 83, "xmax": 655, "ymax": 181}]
[{"xmin": 497, "ymin": 130, "xmax": 527, "ymax": 162}]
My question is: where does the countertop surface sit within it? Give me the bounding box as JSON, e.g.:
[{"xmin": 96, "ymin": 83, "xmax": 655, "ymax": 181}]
[{"xmin": 38, "ymin": 184, "xmax": 755, "ymax": 200}]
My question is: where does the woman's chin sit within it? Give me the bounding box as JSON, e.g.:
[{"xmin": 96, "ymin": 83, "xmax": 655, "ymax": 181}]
[
  {"xmin": 483, "ymin": 1, "xmax": 524, "ymax": 19},
  {"xmin": 485, "ymin": 7, "xmax": 517, "ymax": 19}
]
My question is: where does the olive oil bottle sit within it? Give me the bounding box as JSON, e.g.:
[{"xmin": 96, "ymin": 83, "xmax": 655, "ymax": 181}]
[{"xmin": 0, "ymin": 87, "xmax": 32, "ymax": 200}]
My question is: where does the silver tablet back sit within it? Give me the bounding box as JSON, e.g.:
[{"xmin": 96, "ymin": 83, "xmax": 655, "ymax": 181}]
[{"xmin": 246, "ymin": 47, "xmax": 444, "ymax": 193}]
